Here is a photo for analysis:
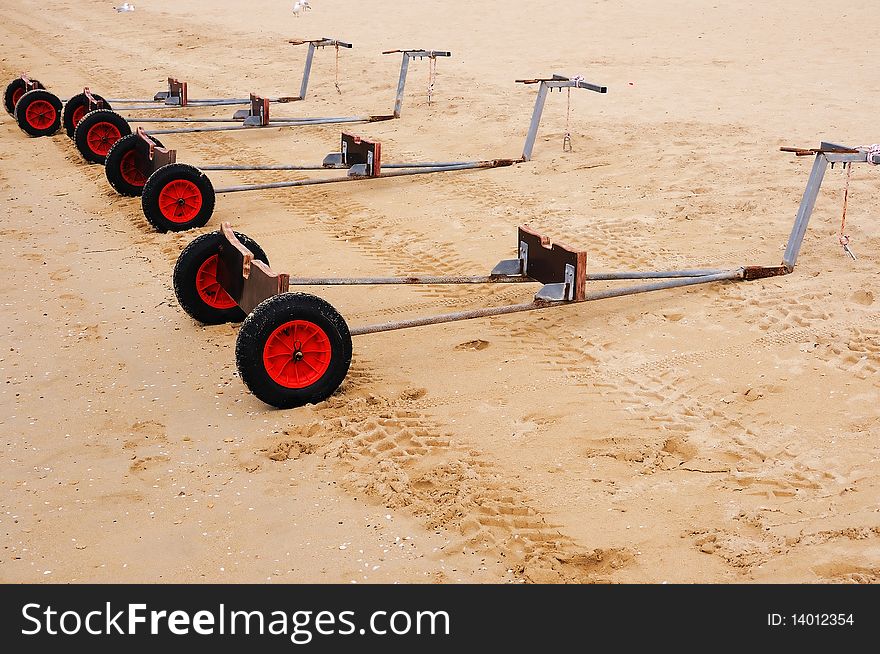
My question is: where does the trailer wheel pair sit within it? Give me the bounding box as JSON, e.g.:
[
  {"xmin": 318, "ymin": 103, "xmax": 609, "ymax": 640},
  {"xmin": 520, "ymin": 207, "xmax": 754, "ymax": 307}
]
[
  {"xmin": 13, "ymin": 89, "xmax": 62, "ymax": 137},
  {"xmin": 104, "ymin": 133, "xmax": 166, "ymax": 197},
  {"xmin": 62, "ymin": 92, "xmax": 112, "ymax": 138},
  {"xmin": 73, "ymin": 109, "xmax": 131, "ymax": 164},
  {"xmin": 4, "ymin": 78, "xmax": 43, "ymax": 115},
  {"xmin": 174, "ymin": 232, "xmax": 352, "ymax": 408}
]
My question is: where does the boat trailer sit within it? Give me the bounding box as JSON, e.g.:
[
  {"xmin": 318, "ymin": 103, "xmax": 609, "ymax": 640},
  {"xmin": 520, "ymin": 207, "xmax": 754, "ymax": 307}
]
[
  {"xmin": 5, "ymin": 37, "xmax": 349, "ymax": 145},
  {"xmin": 171, "ymin": 142, "xmax": 877, "ymax": 408},
  {"xmin": 120, "ymin": 74, "xmax": 606, "ymax": 231},
  {"xmin": 76, "ymin": 47, "xmax": 445, "ymax": 164}
]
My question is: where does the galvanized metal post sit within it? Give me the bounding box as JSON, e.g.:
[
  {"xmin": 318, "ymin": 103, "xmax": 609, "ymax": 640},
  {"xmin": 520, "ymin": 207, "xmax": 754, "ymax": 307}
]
[
  {"xmin": 782, "ymin": 153, "xmax": 829, "ymax": 271},
  {"xmin": 522, "ymin": 81, "xmax": 549, "ymax": 162},
  {"xmin": 518, "ymin": 75, "xmax": 606, "ymax": 161},
  {"xmin": 393, "ymin": 53, "xmax": 410, "ymax": 119},
  {"xmin": 299, "ymin": 41, "xmax": 317, "ymax": 101}
]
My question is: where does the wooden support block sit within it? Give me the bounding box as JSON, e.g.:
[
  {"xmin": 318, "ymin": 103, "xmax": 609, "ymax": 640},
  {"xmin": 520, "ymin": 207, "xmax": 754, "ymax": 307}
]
[
  {"xmin": 341, "ymin": 133, "xmax": 382, "ymax": 176},
  {"xmin": 247, "ymin": 94, "xmax": 270, "ymax": 126},
  {"xmin": 217, "ymin": 224, "xmax": 289, "ymax": 314},
  {"xmin": 133, "ymin": 128, "xmax": 176, "ymax": 177},
  {"xmin": 518, "ymin": 226, "xmax": 587, "ymax": 300},
  {"xmin": 167, "ymin": 78, "xmax": 188, "ymax": 106}
]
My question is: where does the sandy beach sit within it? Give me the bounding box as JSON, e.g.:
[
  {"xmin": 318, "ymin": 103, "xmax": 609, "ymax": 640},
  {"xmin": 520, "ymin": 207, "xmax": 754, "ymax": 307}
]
[{"xmin": 1, "ymin": 0, "xmax": 878, "ymax": 584}]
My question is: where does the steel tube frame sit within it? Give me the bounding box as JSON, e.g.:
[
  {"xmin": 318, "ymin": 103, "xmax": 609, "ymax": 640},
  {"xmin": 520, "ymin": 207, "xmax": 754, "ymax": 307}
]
[
  {"xmin": 130, "ymin": 46, "xmax": 438, "ymax": 135},
  {"xmin": 213, "ymin": 160, "xmax": 513, "ymax": 194},
  {"xmin": 281, "ymin": 268, "xmax": 731, "ymax": 287},
  {"xmin": 521, "ymin": 74, "xmax": 607, "ymax": 161},
  {"xmin": 143, "ymin": 116, "xmax": 375, "ymax": 135},
  {"xmin": 288, "ymin": 275, "xmax": 535, "ymax": 286},
  {"xmin": 386, "ymin": 50, "xmax": 451, "ymax": 118},
  {"xmin": 344, "ymin": 141, "xmax": 876, "ymax": 336},
  {"xmin": 348, "ymin": 270, "xmax": 743, "ymax": 336},
  {"xmin": 782, "ymin": 142, "xmax": 872, "ymax": 271},
  {"xmin": 163, "ymin": 72, "xmax": 602, "ymax": 193},
  {"xmin": 199, "ymin": 160, "xmax": 490, "ymax": 172},
  {"xmin": 99, "ymin": 39, "xmax": 351, "ymax": 108}
]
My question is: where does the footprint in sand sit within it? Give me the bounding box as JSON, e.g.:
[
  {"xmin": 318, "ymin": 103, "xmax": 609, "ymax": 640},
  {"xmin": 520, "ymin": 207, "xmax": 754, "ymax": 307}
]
[
  {"xmin": 851, "ymin": 290, "xmax": 874, "ymax": 306},
  {"xmin": 454, "ymin": 339, "xmax": 490, "ymax": 351}
]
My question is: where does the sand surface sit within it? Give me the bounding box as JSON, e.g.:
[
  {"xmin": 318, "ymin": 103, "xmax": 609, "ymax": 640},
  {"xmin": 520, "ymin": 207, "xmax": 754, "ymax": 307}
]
[{"xmin": 1, "ymin": 0, "xmax": 879, "ymax": 583}]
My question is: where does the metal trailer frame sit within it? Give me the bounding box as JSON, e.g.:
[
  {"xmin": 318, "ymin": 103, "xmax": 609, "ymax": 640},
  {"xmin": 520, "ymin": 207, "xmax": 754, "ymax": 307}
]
[
  {"xmin": 75, "ymin": 48, "xmax": 447, "ymax": 165},
  {"xmin": 110, "ymin": 49, "xmax": 450, "ymax": 136},
  {"xmin": 7, "ymin": 39, "xmax": 350, "ymax": 142},
  {"xmin": 11, "ymin": 38, "xmax": 346, "ymax": 111},
  {"xmin": 129, "ymin": 74, "xmax": 607, "ymax": 231},
  {"xmin": 172, "ymin": 142, "xmax": 876, "ymax": 408}
]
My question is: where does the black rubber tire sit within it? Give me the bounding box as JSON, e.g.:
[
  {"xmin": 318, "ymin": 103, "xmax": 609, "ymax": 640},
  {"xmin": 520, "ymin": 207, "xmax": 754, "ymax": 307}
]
[
  {"xmin": 13, "ymin": 89, "xmax": 62, "ymax": 137},
  {"xmin": 4, "ymin": 78, "xmax": 44, "ymax": 115},
  {"xmin": 236, "ymin": 293, "xmax": 353, "ymax": 409},
  {"xmin": 141, "ymin": 163, "xmax": 216, "ymax": 232},
  {"xmin": 4, "ymin": 78, "xmax": 26, "ymax": 115},
  {"xmin": 104, "ymin": 132, "xmax": 165, "ymax": 197},
  {"xmin": 173, "ymin": 230, "xmax": 269, "ymax": 325},
  {"xmin": 72, "ymin": 109, "xmax": 132, "ymax": 164},
  {"xmin": 62, "ymin": 92, "xmax": 112, "ymax": 138}
]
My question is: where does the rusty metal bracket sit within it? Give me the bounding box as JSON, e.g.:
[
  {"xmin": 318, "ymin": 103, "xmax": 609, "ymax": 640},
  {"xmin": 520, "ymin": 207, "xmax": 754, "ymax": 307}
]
[
  {"xmin": 156, "ymin": 78, "xmax": 188, "ymax": 106},
  {"xmin": 133, "ymin": 127, "xmax": 177, "ymax": 178},
  {"xmin": 322, "ymin": 133, "xmax": 382, "ymax": 176},
  {"xmin": 217, "ymin": 224, "xmax": 290, "ymax": 314},
  {"xmin": 517, "ymin": 226, "xmax": 587, "ymax": 301},
  {"xmin": 232, "ymin": 94, "xmax": 271, "ymax": 126},
  {"xmin": 342, "ymin": 133, "xmax": 381, "ymax": 176},
  {"xmin": 82, "ymin": 87, "xmax": 108, "ymax": 112},
  {"xmin": 18, "ymin": 74, "xmax": 45, "ymax": 94},
  {"xmin": 742, "ymin": 265, "xmax": 790, "ymax": 280}
]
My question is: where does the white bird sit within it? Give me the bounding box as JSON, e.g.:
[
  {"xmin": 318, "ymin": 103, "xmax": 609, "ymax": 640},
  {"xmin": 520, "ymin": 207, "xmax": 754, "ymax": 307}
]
[
  {"xmin": 114, "ymin": 3, "xmax": 135, "ymax": 11},
  {"xmin": 292, "ymin": 1, "xmax": 311, "ymax": 17}
]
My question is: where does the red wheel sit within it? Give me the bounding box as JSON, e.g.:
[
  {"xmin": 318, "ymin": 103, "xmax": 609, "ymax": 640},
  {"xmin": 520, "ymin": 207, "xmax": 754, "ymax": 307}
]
[
  {"xmin": 158, "ymin": 179, "xmax": 203, "ymax": 224},
  {"xmin": 86, "ymin": 121, "xmax": 122, "ymax": 157},
  {"xmin": 143, "ymin": 163, "xmax": 215, "ymax": 232},
  {"xmin": 24, "ymin": 99, "xmax": 57, "ymax": 131},
  {"xmin": 236, "ymin": 293, "xmax": 353, "ymax": 408},
  {"xmin": 196, "ymin": 254, "xmax": 237, "ymax": 310},
  {"xmin": 104, "ymin": 132, "xmax": 165, "ymax": 197},
  {"xmin": 173, "ymin": 230, "xmax": 269, "ymax": 324},
  {"xmin": 119, "ymin": 149, "xmax": 147, "ymax": 186},
  {"xmin": 71, "ymin": 105, "xmax": 86, "ymax": 128},
  {"xmin": 6, "ymin": 78, "xmax": 45, "ymax": 115},
  {"xmin": 14, "ymin": 89, "xmax": 62, "ymax": 136},
  {"xmin": 262, "ymin": 320, "xmax": 333, "ymax": 389},
  {"xmin": 73, "ymin": 109, "xmax": 131, "ymax": 164}
]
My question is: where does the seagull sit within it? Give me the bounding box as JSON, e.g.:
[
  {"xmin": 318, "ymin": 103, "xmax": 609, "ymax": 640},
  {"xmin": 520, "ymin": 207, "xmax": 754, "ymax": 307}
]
[
  {"xmin": 292, "ymin": 1, "xmax": 311, "ymax": 17},
  {"xmin": 114, "ymin": 2, "xmax": 134, "ymax": 11}
]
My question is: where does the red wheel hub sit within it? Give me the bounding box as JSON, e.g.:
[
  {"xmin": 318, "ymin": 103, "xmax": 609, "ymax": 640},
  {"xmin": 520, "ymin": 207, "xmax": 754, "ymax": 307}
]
[
  {"xmin": 158, "ymin": 179, "xmax": 203, "ymax": 223},
  {"xmin": 71, "ymin": 104, "xmax": 86, "ymax": 128},
  {"xmin": 119, "ymin": 149, "xmax": 147, "ymax": 187},
  {"xmin": 86, "ymin": 121, "xmax": 122, "ymax": 156},
  {"xmin": 25, "ymin": 100, "xmax": 57, "ymax": 130},
  {"xmin": 263, "ymin": 320, "xmax": 332, "ymax": 389},
  {"xmin": 195, "ymin": 254, "xmax": 236, "ymax": 310},
  {"xmin": 12, "ymin": 87, "xmax": 23, "ymax": 108}
]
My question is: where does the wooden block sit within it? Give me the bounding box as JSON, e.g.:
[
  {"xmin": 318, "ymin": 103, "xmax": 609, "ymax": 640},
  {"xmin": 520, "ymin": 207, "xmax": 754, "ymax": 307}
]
[
  {"xmin": 341, "ymin": 133, "xmax": 382, "ymax": 176},
  {"xmin": 217, "ymin": 224, "xmax": 289, "ymax": 314},
  {"xmin": 518, "ymin": 226, "xmax": 587, "ymax": 301}
]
